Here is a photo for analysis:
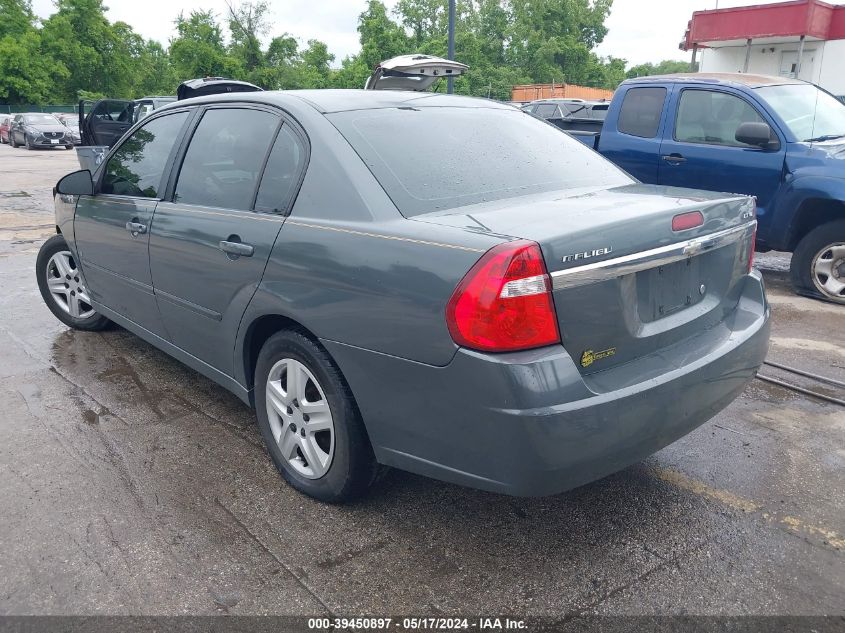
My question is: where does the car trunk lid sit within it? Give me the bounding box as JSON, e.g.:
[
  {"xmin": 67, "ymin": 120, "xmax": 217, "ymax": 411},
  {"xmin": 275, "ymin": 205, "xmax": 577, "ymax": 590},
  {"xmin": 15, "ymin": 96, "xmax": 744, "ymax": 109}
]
[
  {"xmin": 415, "ymin": 183, "xmax": 756, "ymax": 376},
  {"xmin": 364, "ymin": 54, "xmax": 468, "ymax": 91}
]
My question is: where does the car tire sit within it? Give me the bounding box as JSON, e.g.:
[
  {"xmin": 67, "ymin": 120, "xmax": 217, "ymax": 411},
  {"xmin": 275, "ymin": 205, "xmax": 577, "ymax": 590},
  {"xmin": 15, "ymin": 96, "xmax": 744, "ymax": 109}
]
[
  {"xmin": 254, "ymin": 329, "xmax": 378, "ymax": 503},
  {"xmin": 24, "ymin": 135, "xmax": 32, "ymax": 150},
  {"xmin": 65, "ymin": 145, "xmax": 73, "ymax": 150},
  {"xmin": 9, "ymin": 133, "xmax": 17, "ymax": 148},
  {"xmin": 790, "ymin": 219, "xmax": 845, "ymax": 304},
  {"xmin": 36, "ymin": 235, "xmax": 111, "ymax": 331}
]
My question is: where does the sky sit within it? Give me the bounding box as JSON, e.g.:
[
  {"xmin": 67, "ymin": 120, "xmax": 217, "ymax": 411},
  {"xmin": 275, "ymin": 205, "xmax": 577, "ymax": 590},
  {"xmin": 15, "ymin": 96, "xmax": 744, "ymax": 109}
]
[{"xmin": 29, "ymin": 0, "xmax": 842, "ymax": 69}]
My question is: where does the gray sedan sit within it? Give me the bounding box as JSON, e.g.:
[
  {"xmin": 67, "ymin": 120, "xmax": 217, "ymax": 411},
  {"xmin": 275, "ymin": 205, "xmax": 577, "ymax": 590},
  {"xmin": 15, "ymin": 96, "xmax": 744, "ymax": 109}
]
[{"xmin": 39, "ymin": 90, "xmax": 770, "ymax": 502}]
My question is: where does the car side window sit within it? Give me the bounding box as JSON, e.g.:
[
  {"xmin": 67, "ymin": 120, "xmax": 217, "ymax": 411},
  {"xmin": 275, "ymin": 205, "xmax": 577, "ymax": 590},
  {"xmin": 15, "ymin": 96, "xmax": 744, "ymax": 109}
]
[
  {"xmin": 535, "ymin": 104, "xmax": 558, "ymax": 118},
  {"xmin": 254, "ymin": 125, "xmax": 307, "ymax": 214},
  {"xmin": 101, "ymin": 111, "xmax": 189, "ymax": 198},
  {"xmin": 174, "ymin": 108, "xmax": 279, "ymax": 211},
  {"xmin": 675, "ymin": 89, "xmax": 766, "ymax": 147},
  {"xmin": 618, "ymin": 87, "xmax": 667, "ymax": 138}
]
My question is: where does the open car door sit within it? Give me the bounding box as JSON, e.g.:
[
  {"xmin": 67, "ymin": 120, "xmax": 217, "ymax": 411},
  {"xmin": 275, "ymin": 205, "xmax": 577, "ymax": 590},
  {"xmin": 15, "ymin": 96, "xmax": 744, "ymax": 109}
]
[
  {"xmin": 364, "ymin": 54, "xmax": 468, "ymax": 91},
  {"xmin": 79, "ymin": 99, "xmax": 135, "ymax": 148}
]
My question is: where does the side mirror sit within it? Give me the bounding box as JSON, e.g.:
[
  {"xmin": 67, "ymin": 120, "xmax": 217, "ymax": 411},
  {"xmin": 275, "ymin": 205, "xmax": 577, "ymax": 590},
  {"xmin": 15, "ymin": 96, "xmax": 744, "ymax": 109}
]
[
  {"xmin": 736, "ymin": 122, "xmax": 779, "ymax": 150},
  {"xmin": 56, "ymin": 169, "xmax": 94, "ymax": 196}
]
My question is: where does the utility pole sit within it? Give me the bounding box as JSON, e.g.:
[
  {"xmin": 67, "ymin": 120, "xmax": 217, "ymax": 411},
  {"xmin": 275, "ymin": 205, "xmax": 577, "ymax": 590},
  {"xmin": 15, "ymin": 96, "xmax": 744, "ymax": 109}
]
[{"xmin": 447, "ymin": 0, "xmax": 456, "ymax": 94}]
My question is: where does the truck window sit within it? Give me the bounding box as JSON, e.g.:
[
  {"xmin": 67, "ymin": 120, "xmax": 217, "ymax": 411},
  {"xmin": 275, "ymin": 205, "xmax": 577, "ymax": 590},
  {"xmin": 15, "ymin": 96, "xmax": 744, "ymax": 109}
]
[
  {"xmin": 675, "ymin": 90, "xmax": 765, "ymax": 147},
  {"xmin": 618, "ymin": 87, "xmax": 666, "ymax": 138}
]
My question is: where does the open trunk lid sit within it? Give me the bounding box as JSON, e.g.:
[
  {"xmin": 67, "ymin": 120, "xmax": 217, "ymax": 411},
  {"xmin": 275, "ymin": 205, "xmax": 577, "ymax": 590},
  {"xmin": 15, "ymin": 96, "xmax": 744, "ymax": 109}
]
[
  {"xmin": 416, "ymin": 183, "xmax": 756, "ymax": 377},
  {"xmin": 364, "ymin": 54, "xmax": 468, "ymax": 91},
  {"xmin": 176, "ymin": 77, "xmax": 262, "ymax": 100}
]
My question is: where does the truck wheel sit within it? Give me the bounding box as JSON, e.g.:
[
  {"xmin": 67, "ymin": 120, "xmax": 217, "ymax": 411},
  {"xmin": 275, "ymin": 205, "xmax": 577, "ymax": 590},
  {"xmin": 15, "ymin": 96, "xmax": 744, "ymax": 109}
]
[
  {"xmin": 254, "ymin": 329, "xmax": 379, "ymax": 503},
  {"xmin": 790, "ymin": 220, "xmax": 845, "ymax": 304}
]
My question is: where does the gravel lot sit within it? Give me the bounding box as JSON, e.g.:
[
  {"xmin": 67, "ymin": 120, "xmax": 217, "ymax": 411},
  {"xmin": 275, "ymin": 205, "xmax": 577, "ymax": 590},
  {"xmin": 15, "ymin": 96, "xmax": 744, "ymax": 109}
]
[{"xmin": 0, "ymin": 142, "xmax": 842, "ymax": 618}]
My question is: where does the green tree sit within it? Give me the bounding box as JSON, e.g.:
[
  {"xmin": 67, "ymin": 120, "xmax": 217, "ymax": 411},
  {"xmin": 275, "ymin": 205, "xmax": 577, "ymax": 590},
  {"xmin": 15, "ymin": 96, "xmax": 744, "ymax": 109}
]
[
  {"xmin": 226, "ymin": 0, "xmax": 270, "ymax": 79},
  {"xmin": 41, "ymin": 0, "xmax": 135, "ymax": 100},
  {"xmin": 169, "ymin": 10, "xmax": 234, "ymax": 80},
  {"xmin": 0, "ymin": 31, "xmax": 63, "ymax": 104},
  {"xmin": 626, "ymin": 59, "xmax": 697, "ymax": 79}
]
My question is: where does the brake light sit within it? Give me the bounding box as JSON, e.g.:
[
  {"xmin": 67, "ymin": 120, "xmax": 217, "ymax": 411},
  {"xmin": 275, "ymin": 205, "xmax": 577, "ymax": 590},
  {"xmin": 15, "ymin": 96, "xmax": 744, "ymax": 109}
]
[
  {"xmin": 446, "ymin": 240, "xmax": 560, "ymax": 352},
  {"xmin": 672, "ymin": 211, "xmax": 704, "ymax": 232}
]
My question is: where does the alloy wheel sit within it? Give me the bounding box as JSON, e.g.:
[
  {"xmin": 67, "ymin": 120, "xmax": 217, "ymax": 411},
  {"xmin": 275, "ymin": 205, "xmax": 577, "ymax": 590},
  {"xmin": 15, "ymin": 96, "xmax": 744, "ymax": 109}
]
[
  {"xmin": 265, "ymin": 358, "xmax": 335, "ymax": 479},
  {"xmin": 45, "ymin": 250, "xmax": 96, "ymax": 319},
  {"xmin": 811, "ymin": 243, "xmax": 845, "ymax": 301}
]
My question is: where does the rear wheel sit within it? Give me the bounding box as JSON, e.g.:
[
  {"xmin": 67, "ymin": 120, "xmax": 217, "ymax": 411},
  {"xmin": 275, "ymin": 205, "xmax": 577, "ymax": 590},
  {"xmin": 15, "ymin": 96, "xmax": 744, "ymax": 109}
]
[
  {"xmin": 36, "ymin": 235, "xmax": 111, "ymax": 330},
  {"xmin": 10, "ymin": 133, "xmax": 17, "ymax": 148},
  {"xmin": 254, "ymin": 330, "xmax": 378, "ymax": 503},
  {"xmin": 790, "ymin": 220, "xmax": 845, "ymax": 304}
]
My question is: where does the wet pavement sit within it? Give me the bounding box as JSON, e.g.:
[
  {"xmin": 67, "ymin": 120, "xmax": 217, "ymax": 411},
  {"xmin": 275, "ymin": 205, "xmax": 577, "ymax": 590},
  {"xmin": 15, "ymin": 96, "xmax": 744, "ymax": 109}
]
[{"xmin": 0, "ymin": 142, "xmax": 843, "ymax": 617}]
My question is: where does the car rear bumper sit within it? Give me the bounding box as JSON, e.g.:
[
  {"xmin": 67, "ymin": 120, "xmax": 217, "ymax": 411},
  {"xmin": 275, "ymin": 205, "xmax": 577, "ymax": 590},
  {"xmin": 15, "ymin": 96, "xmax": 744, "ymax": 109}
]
[{"xmin": 323, "ymin": 271, "xmax": 770, "ymax": 496}]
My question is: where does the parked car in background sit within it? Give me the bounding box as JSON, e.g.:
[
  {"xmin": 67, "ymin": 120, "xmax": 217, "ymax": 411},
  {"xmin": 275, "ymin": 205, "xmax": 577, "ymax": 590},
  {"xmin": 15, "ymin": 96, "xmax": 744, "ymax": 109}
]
[
  {"xmin": 9, "ymin": 113, "xmax": 73, "ymax": 149},
  {"xmin": 133, "ymin": 96, "xmax": 177, "ymax": 123},
  {"xmin": 57, "ymin": 114, "xmax": 81, "ymax": 145},
  {"xmin": 0, "ymin": 116, "xmax": 11, "ymax": 143},
  {"xmin": 523, "ymin": 98, "xmax": 610, "ymax": 133},
  {"xmin": 79, "ymin": 79, "xmax": 259, "ymax": 148},
  {"xmin": 566, "ymin": 73, "xmax": 845, "ymax": 304},
  {"xmin": 40, "ymin": 89, "xmax": 768, "ymax": 502}
]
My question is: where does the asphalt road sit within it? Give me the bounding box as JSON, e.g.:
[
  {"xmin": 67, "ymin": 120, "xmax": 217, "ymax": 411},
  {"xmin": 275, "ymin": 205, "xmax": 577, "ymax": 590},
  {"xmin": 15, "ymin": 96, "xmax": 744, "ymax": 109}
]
[{"xmin": 0, "ymin": 143, "xmax": 842, "ymax": 618}]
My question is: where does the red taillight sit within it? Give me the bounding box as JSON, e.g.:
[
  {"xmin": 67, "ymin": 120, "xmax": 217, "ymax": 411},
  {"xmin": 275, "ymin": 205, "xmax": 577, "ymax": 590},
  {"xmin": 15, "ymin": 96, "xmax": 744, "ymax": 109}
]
[
  {"xmin": 446, "ymin": 240, "xmax": 560, "ymax": 352},
  {"xmin": 672, "ymin": 211, "xmax": 704, "ymax": 232}
]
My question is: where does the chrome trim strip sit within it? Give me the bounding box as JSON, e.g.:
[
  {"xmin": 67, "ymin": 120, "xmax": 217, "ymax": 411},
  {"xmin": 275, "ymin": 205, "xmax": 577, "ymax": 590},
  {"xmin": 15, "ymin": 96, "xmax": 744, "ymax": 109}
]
[{"xmin": 550, "ymin": 220, "xmax": 756, "ymax": 291}]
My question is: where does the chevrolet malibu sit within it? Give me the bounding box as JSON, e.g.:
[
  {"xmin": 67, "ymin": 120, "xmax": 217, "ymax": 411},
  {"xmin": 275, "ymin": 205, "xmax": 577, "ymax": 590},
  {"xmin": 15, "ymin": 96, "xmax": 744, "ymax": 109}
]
[{"xmin": 38, "ymin": 90, "xmax": 770, "ymax": 502}]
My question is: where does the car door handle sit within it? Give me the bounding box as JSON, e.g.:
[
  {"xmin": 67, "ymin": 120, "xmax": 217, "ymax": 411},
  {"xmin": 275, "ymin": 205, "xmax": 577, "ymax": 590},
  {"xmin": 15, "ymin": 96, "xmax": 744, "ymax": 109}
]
[
  {"xmin": 661, "ymin": 153, "xmax": 687, "ymax": 164},
  {"xmin": 125, "ymin": 220, "xmax": 147, "ymax": 235},
  {"xmin": 219, "ymin": 240, "xmax": 254, "ymax": 257}
]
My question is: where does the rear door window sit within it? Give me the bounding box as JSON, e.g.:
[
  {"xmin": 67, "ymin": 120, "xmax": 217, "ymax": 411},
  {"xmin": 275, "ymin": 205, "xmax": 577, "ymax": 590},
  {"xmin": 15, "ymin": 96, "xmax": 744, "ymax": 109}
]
[
  {"xmin": 101, "ymin": 111, "xmax": 189, "ymax": 197},
  {"xmin": 618, "ymin": 87, "xmax": 667, "ymax": 138},
  {"xmin": 254, "ymin": 125, "xmax": 307, "ymax": 214},
  {"xmin": 174, "ymin": 108, "xmax": 279, "ymax": 211}
]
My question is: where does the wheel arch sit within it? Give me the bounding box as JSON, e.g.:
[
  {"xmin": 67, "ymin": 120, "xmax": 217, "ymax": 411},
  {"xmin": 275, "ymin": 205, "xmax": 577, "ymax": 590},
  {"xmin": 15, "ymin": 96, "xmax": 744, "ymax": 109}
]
[
  {"xmin": 238, "ymin": 312, "xmax": 354, "ymax": 410},
  {"xmin": 787, "ymin": 197, "xmax": 845, "ymax": 251}
]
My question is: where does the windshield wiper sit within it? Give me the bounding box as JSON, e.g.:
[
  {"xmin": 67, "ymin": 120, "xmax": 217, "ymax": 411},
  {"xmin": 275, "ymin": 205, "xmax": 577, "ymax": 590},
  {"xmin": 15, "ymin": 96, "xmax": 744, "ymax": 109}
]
[{"xmin": 804, "ymin": 133, "xmax": 845, "ymax": 142}]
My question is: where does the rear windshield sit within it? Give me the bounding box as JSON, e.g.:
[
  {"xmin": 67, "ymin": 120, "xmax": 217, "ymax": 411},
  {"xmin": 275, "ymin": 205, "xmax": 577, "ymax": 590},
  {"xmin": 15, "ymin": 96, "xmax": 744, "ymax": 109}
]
[{"xmin": 330, "ymin": 106, "xmax": 632, "ymax": 217}]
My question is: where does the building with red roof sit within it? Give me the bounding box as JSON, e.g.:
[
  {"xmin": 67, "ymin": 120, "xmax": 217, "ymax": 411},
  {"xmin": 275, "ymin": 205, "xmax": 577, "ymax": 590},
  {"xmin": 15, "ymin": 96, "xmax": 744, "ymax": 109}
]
[{"xmin": 682, "ymin": 0, "xmax": 845, "ymax": 95}]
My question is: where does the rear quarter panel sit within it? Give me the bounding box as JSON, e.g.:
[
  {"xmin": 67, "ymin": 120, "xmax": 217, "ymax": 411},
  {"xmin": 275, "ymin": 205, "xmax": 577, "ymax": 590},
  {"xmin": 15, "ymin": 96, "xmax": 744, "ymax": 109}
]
[{"xmin": 234, "ymin": 105, "xmax": 503, "ymax": 388}]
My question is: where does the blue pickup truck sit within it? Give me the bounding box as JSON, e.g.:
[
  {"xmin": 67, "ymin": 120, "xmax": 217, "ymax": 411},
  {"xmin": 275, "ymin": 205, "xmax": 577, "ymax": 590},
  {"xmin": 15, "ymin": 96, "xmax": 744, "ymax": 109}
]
[{"xmin": 568, "ymin": 72, "xmax": 845, "ymax": 304}]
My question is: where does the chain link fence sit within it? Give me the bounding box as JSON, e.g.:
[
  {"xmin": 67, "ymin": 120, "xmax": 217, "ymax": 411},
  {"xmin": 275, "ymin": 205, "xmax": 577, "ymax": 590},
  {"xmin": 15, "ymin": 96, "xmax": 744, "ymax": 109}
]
[{"xmin": 0, "ymin": 105, "xmax": 76, "ymax": 115}]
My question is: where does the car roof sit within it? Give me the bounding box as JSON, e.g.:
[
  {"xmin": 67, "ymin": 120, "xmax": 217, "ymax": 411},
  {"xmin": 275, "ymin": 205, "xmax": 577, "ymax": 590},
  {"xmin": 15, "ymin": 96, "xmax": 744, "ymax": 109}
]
[
  {"xmin": 623, "ymin": 72, "xmax": 804, "ymax": 89},
  {"xmin": 164, "ymin": 89, "xmax": 513, "ymax": 114}
]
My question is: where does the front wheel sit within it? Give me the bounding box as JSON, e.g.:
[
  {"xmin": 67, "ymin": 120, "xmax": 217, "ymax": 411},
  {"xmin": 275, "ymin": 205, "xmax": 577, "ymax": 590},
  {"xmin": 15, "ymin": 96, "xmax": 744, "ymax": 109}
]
[
  {"xmin": 790, "ymin": 220, "xmax": 845, "ymax": 304},
  {"xmin": 254, "ymin": 330, "xmax": 378, "ymax": 503},
  {"xmin": 9, "ymin": 133, "xmax": 17, "ymax": 148},
  {"xmin": 36, "ymin": 235, "xmax": 111, "ymax": 330},
  {"xmin": 24, "ymin": 135, "xmax": 32, "ymax": 150}
]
